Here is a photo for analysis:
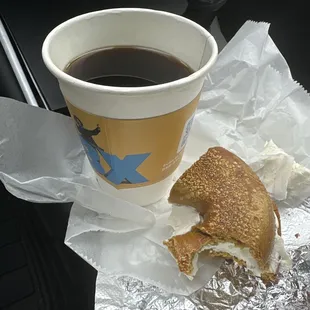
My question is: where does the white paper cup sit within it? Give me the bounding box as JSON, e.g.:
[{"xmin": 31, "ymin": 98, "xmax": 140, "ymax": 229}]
[{"xmin": 42, "ymin": 8, "xmax": 217, "ymax": 206}]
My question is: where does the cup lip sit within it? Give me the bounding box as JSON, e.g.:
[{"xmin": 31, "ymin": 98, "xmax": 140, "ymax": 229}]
[{"xmin": 42, "ymin": 8, "xmax": 218, "ymax": 95}]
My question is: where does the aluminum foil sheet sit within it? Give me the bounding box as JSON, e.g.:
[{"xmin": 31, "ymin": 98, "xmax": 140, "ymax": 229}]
[
  {"xmin": 96, "ymin": 248, "xmax": 310, "ymax": 310},
  {"xmin": 96, "ymin": 199, "xmax": 310, "ymax": 310}
]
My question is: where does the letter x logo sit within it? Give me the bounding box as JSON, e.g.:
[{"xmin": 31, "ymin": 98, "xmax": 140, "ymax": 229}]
[
  {"xmin": 98, "ymin": 150, "xmax": 150, "ymax": 185},
  {"xmin": 80, "ymin": 137, "xmax": 150, "ymax": 185}
]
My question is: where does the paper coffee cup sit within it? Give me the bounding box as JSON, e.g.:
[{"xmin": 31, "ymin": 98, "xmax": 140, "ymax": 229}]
[{"xmin": 42, "ymin": 8, "xmax": 218, "ymax": 206}]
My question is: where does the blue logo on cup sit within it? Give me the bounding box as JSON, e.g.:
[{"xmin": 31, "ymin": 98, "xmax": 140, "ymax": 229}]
[{"xmin": 73, "ymin": 116, "xmax": 150, "ymax": 185}]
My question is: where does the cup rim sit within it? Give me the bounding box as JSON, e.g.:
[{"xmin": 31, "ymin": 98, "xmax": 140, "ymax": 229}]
[{"xmin": 42, "ymin": 8, "xmax": 218, "ymax": 95}]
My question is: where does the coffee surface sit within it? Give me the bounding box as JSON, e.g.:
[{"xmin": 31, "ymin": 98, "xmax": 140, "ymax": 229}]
[{"xmin": 65, "ymin": 46, "xmax": 194, "ymax": 87}]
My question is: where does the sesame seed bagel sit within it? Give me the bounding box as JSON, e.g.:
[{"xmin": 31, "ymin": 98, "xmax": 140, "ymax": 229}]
[{"xmin": 166, "ymin": 147, "xmax": 279, "ymax": 278}]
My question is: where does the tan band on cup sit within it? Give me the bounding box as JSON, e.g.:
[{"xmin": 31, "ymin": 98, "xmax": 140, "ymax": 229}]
[{"xmin": 67, "ymin": 94, "xmax": 200, "ymax": 189}]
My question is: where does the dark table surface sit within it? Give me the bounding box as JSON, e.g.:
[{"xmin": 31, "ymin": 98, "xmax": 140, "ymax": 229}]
[{"xmin": 0, "ymin": 181, "xmax": 97, "ymax": 309}]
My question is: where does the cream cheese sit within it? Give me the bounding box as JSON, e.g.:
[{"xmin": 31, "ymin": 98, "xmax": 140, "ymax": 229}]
[
  {"xmin": 167, "ymin": 206, "xmax": 292, "ymax": 278},
  {"xmin": 200, "ymin": 241, "xmax": 261, "ymax": 276},
  {"xmin": 269, "ymin": 213, "xmax": 292, "ymax": 273},
  {"xmin": 187, "ymin": 253, "xmax": 199, "ymax": 280},
  {"xmin": 188, "ymin": 212, "xmax": 292, "ymax": 278}
]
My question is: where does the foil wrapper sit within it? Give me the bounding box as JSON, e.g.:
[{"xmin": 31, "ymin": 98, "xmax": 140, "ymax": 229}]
[
  {"xmin": 96, "ymin": 201, "xmax": 310, "ymax": 309},
  {"xmin": 96, "ymin": 245, "xmax": 310, "ymax": 309}
]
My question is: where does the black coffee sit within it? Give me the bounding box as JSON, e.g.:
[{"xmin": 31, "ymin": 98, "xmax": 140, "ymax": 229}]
[{"xmin": 65, "ymin": 46, "xmax": 194, "ymax": 87}]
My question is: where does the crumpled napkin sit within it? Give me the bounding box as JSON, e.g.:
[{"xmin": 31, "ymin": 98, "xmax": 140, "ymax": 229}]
[
  {"xmin": 0, "ymin": 97, "xmax": 156, "ymax": 231},
  {"xmin": 249, "ymin": 140, "xmax": 310, "ymax": 205},
  {"xmin": 66, "ymin": 198, "xmax": 223, "ymax": 295}
]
